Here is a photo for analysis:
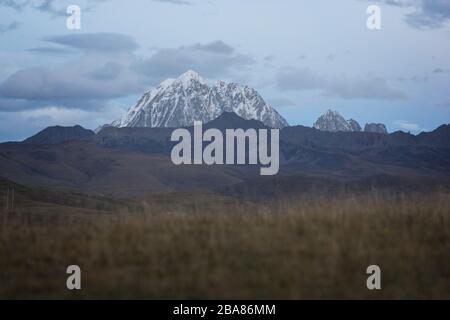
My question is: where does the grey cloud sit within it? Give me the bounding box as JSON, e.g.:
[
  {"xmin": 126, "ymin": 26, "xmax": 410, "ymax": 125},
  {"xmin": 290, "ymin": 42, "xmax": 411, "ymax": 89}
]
[
  {"xmin": 0, "ymin": 0, "xmax": 105, "ymax": 17},
  {"xmin": 190, "ymin": 41, "xmax": 235, "ymax": 54},
  {"xmin": 0, "ymin": 21, "xmax": 19, "ymax": 34},
  {"xmin": 0, "ymin": 97, "xmax": 38, "ymax": 112},
  {"xmin": 27, "ymin": 46, "xmax": 77, "ymax": 55},
  {"xmin": 0, "ymin": 96, "xmax": 109, "ymax": 112},
  {"xmin": 89, "ymin": 62, "xmax": 122, "ymax": 80},
  {"xmin": 34, "ymin": 0, "xmax": 64, "ymax": 16},
  {"xmin": 0, "ymin": 65, "xmax": 142, "ymax": 101},
  {"xmin": 397, "ymin": 68, "xmax": 449, "ymax": 83},
  {"xmin": 392, "ymin": 120, "xmax": 425, "ymax": 133},
  {"xmin": 363, "ymin": 0, "xmax": 450, "ymax": 29},
  {"xmin": 276, "ymin": 68, "xmax": 325, "ymax": 91},
  {"xmin": 0, "ymin": 40, "xmax": 145, "ymax": 110},
  {"xmin": 44, "ymin": 33, "xmax": 139, "ymax": 52},
  {"xmin": 0, "ymin": 0, "xmax": 27, "ymax": 11},
  {"xmin": 328, "ymin": 77, "xmax": 406, "ymax": 100},
  {"xmin": 267, "ymin": 97, "xmax": 296, "ymax": 108},
  {"xmin": 0, "ymin": 0, "xmax": 65, "ymax": 17},
  {"xmin": 152, "ymin": 0, "xmax": 191, "ymax": 5},
  {"xmin": 134, "ymin": 41, "xmax": 254, "ymax": 81},
  {"xmin": 327, "ymin": 53, "xmax": 337, "ymax": 61},
  {"xmin": 406, "ymin": 0, "xmax": 450, "ymax": 29},
  {"xmin": 0, "ymin": 38, "xmax": 252, "ymax": 111},
  {"xmin": 276, "ymin": 68, "xmax": 406, "ymax": 100},
  {"xmin": 435, "ymin": 100, "xmax": 450, "ymax": 109},
  {"xmin": 0, "ymin": 104, "xmax": 121, "ymax": 142}
]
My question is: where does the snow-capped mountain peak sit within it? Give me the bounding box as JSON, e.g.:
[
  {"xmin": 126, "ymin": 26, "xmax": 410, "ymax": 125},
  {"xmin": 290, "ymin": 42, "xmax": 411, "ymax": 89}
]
[
  {"xmin": 112, "ymin": 70, "xmax": 288, "ymax": 128},
  {"xmin": 176, "ymin": 69, "xmax": 207, "ymax": 87},
  {"xmin": 158, "ymin": 78, "xmax": 176, "ymax": 89},
  {"xmin": 314, "ymin": 109, "xmax": 362, "ymax": 132},
  {"xmin": 313, "ymin": 109, "xmax": 388, "ymax": 134}
]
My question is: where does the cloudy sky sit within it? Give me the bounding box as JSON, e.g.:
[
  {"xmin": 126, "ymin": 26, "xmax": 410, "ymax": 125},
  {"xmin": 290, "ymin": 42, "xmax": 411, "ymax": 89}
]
[{"xmin": 0, "ymin": 0, "xmax": 449, "ymax": 141}]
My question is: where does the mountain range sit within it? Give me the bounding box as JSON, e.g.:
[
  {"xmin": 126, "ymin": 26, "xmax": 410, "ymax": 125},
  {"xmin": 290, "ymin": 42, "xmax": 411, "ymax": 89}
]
[
  {"xmin": 99, "ymin": 70, "xmax": 387, "ymax": 135},
  {"xmin": 100, "ymin": 71, "xmax": 385, "ymax": 135},
  {"xmin": 1, "ymin": 71, "xmax": 449, "ymax": 208},
  {"xmin": 313, "ymin": 109, "xmax": 388, "ymax": 134},
  {"xmin": 1, "ymin": 111, "xmax": 449, "ymax": 204}
]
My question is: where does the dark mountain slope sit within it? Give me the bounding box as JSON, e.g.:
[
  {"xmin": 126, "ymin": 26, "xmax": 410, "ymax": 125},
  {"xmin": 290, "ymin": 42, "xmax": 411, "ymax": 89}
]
[
  {"xmin": 416, "ymin": 124, "xmax": 450, "ymax": 148},
  {"xmin": 2, "ymin": 113, "xmax": 449, "ymax": 200},
  {"xmin": 23, "ymin": 125, "xmax": 94, "ymax": 145}
]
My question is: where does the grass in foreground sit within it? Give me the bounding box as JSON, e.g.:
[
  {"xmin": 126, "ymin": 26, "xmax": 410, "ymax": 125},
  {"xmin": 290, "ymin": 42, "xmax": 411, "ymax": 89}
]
[{"xmin": 0, "ymin": 191, "xmax": 449, "ymax": 299}]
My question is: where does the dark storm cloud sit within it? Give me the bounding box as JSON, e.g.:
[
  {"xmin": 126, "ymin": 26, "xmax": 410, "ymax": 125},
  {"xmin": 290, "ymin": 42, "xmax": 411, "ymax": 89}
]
[
  {"xmin": 276, "ymin": 68, "xmax": 406, "ymax": 100},
  {"xmin": 134, "ymin": 41, "xmax": 255, "ymax": 80},
  {"xmin": 44, "ymin": 33, "xmax": 139, "ymax": 52}
]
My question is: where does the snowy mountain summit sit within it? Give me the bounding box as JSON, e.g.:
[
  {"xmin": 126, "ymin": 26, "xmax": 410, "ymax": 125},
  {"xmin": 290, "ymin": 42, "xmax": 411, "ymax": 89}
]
[
  {"xmin": 111, "ymin": 70, "xmax": 288, "ymax": 128},
  {"xmin": 313, "ymin": 110, "xmax": 362, "ymax": 132},
  {"xmin": 313, "ymin": 110, "xmax": 388, "ymax": 134}
]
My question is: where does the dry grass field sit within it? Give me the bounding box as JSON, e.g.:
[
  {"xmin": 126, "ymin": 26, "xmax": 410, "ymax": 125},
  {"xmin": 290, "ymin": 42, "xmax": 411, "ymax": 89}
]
[{"xmin": 0, "ymin": 191, "xmax": 449, "ymax": 299}]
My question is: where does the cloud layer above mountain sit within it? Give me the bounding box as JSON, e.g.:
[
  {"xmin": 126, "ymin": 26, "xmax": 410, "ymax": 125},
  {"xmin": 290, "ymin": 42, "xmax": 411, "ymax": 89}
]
[
  {"xmin": 0, "ymin": 33, "xmax": 253, "ymax": 111},
  {"xmin": 133, "ymin": 41, "xmax": 254, "ymax": 79}
]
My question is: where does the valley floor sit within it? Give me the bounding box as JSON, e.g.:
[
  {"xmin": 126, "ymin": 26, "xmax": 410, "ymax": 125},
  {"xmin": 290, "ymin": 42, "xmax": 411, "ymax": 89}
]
[{"xmin": 0, "ymin": 191, "xmax": 449, "ymax": 299}]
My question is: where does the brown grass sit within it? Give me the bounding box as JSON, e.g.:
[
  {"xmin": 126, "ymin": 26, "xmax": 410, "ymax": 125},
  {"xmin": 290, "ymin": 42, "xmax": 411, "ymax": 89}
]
[{"xmin": 0, "ymin": 191, "xmax": 449, "ymax": 299}]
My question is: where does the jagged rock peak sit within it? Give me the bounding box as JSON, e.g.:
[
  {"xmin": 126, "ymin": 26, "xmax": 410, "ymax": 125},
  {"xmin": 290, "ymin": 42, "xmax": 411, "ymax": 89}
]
[
  {"xmin": 313, "ymin": 109, "xmax": 361, "ymax": 132},
  {"xmin": 365, "ymin": 123, "xmax": 388, "ymax": 134}
]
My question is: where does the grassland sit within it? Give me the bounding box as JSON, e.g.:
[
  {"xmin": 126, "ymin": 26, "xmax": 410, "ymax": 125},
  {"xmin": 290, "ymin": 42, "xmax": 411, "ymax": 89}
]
[{"xmin": 0, "ymin": 191, "xmax": 449, "ymax": 299}]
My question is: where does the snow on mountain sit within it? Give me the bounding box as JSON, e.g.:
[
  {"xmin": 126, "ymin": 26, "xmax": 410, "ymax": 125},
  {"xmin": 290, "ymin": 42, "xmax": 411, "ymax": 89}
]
[
  {"xmin": 313, "ymin": 110, "xmax": 362, "ymax": 132},
  {"xmin": 314, "ymin": 110, "xmax": 390, "ymax": 134},
  {"xmin": 347, "ymin": 119, "xmax": 362, "ymax": 132},
  {"xmin": 112, "ymin": 70, "xmax": 288, "ymax": 129}
]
